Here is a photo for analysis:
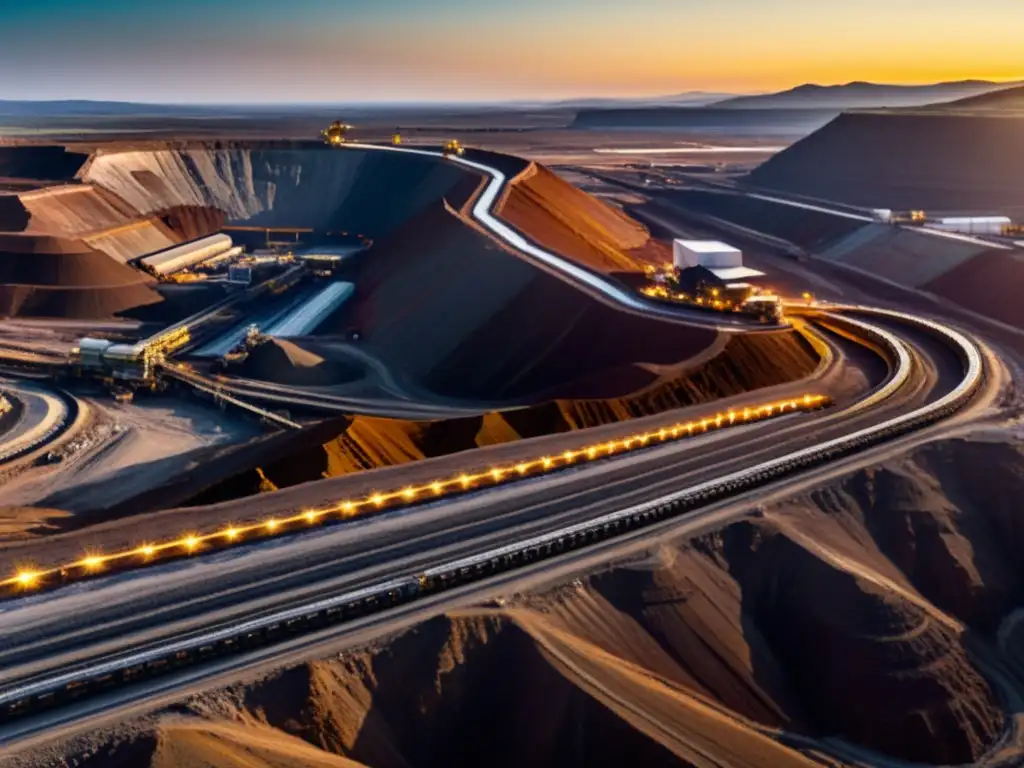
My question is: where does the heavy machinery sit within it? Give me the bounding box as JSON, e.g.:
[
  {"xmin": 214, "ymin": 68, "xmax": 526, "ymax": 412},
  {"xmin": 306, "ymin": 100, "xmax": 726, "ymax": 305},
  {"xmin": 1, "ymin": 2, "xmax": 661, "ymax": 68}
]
[
  {"xmin": 321, "ymin": 121, "xmax": 353, "ymax": 147},
  {"xmin": 392, "ymin": 128, "xmax": 402, "ymax": 146},
  {"xmin": 442, "ymin": 139, "xmax": 465, "ymax": 158},
  {"xmin": 891, "ymin": 210, "xmax": 927, "ymax": 225}
]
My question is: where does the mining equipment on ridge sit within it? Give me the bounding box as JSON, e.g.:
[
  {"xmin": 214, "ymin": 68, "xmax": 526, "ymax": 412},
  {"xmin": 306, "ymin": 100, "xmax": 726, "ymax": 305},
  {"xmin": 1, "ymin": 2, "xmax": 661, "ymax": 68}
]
[
  {"xmin": 443, "ymin": 139, "xmax": 465, "ymax": 158},
  {"xmin": 321, "ymin": 121, "xmax": 353, "ymax": 147}
]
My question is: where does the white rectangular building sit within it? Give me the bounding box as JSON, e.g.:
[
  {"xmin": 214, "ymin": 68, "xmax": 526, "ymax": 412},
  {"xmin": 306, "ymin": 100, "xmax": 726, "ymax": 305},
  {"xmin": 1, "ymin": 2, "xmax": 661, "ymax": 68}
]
[
  {"xmin": 930, "ymin": 217, "xmax": 1011, "ymax": 236},
  {"xmin": 140, "ymin": 234, "xmax": 234, "ymax": 276},
  {"xmin": 673, "ymin": 239, "xmax": 743, "ymax": 270}
]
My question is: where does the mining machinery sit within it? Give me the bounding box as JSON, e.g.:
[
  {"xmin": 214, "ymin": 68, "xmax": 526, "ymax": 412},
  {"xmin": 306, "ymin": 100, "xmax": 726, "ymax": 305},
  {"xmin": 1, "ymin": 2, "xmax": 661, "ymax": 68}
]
[
  {"xmin": 322, "ymin": 121, "xmax": 353, "ymax": 147},
  {"xmin": 442, "ymin": 139, "xmax": 465, "ymax": 158}
]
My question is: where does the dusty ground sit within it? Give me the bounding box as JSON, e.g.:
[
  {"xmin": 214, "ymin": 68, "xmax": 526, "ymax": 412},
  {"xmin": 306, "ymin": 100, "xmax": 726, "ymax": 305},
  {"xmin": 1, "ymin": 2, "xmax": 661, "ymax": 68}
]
[
  {"xmin": 14, "ymin": 432, "xmax": 1024, "ymax": 768},
  {"xmin": 0, "ymin": 396, "xmax": 259, "ymax": 518}
]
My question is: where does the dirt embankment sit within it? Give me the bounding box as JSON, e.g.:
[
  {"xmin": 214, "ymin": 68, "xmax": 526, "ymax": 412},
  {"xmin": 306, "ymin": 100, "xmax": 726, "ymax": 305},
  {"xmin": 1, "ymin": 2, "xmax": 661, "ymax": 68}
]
[
  {"xmin": 322, "ymin": 182, "xmax": 721, "ymax": 402},
  {"xmin": 0, "ymin": 233, "xmax": 163, "ymax": 318},
  {"xmin": 26, "ymin": 436, "xmax": 1024, "ymax": 768},
  {"xmin": 747, "ymin": 111, "xmax": 1024, "ymax": 215},
  {"xmin": 238, "ymin": 338, "xmax": 359, "ymax": 388},
  {"xmin": 193, "ymin": 329, "xmax": 816, "ymax": 498},
  {"xmin": 497, "ymin": 162, "xmax": 662, "ymax": 273}
]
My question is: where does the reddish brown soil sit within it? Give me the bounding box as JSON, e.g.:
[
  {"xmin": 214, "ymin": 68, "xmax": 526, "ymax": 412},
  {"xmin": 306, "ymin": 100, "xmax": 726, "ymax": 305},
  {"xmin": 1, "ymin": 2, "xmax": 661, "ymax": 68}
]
[
  {"xmin": 0, "ymin": 234, "xmax": 155, "ymax": 285},
  {"xmin": 157, "ymin": 205, "xmax": 226, "ymax": 241},
  {"xmin": 497, "ymin": 162, "xmax": 660, "ymax": 273},
  {"xmin": 16, "ymin": 184, "xmax": 138, "ymax": 236},
  {"xmin": 0, "ymin": 233, "xmax": 163, "ymax": 317},
  {"xmin": 318, "ymin": 330, "xmax": 814, "ymax": 475}
]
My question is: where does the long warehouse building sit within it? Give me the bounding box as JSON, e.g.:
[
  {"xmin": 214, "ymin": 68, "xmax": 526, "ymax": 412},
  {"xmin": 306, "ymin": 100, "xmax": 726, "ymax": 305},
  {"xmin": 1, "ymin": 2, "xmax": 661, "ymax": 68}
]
[
  {"xmin": 266, "ymin": 281, "xmax": 354, "ymax": 338},
  {"xmin": 139, "ymin": 233, "xmax": 235, "ymax": 276}
]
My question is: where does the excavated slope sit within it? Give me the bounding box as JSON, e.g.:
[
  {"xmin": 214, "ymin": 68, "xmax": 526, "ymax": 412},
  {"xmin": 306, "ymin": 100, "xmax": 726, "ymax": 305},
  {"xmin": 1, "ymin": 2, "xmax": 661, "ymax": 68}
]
[
  {"xmin": 747, "ymin": 111, "xmax": 1024, "ymax": 214},
  {"xmin": 0, "ymin": 182, "xmax": 182, "ymax": 263},
  {"xmin": 0, "ymin": 233, "xmax": 162, "ymax": 317},
  {"xmin": 317, "ymin": 331, "xmax": 815, "ymax": 476},
  {"xmin": 179, "ymin": 331, "xmax": 815, "ymax": 503},
  {"xmin": 81, "ymin": 143, "xmax": 475, "ymax": 240},
  {"xmin": 497, "ymin": 163, "xmax": 662, "ymax": 273},
  {"xmin": 658, "ymin": 190, "xmax": 864, "ymax": 253},
  {"xmin": 324, "ymin": 192, "xmax": 722, "ymax": 402}
]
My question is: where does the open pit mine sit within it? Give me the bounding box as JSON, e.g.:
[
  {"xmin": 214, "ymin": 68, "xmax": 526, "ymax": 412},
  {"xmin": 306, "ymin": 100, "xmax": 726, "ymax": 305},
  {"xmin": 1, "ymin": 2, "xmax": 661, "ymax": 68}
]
[{"xmin": 0, "ymin": 127, "xmax": 1015, "ymax": 768}]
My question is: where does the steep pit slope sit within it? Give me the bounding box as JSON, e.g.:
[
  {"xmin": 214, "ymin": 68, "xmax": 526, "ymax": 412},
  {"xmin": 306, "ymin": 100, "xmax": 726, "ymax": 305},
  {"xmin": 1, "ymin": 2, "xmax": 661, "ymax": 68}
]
[
  {"xmin": 747, "ymin": 112, "xmax": 1024, "ymax": 214},
  {"xmin": 497, "ymin": 162, "xmax": 663, "ymax": 272},
  {"xmin": 12, "ymin": 183, "xmax": 179, "ymax": 262},
  {"xmin": 158, "ymin": 204, "xmax": 226, "ymax": 241},
  {"xmin": 0, "ymin": 233, "xmax": 162, "ymax": 318},
  {"xmin": 325, "ymin": 189, "xmax": 723, "ymax": 402},
  {"xmin": 81, "ymin": 142, "xmax": 475, "ymax": 240}
]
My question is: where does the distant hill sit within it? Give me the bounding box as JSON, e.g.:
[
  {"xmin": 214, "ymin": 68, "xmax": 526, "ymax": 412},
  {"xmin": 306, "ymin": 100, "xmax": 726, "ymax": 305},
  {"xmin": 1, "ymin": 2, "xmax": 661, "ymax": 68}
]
[
  {"xmin": 0, "ymin": 100, "xmax": 237, "ymax": 117},
  {"xmin": 570, "ymin": 107, "xmax": 837, "ymax": 137},
  {"xmin": 712, "ymin": 81, "xmax": 1023, "ymax": 110},
  {"xmin": 548, "ymin": 92, "xmax": 741, "ymax": 109},
  {"xmin": 926, "ymin": 84, "xmax": 1024, "ymax": 112}
]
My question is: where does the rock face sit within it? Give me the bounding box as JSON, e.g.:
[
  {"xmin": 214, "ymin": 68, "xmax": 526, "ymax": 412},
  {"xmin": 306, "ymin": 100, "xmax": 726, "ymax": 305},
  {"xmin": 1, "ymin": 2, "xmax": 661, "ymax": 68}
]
[
  {"xmin": 82, "ymin": 143, "xmax": 474, "ymax": 240},
  {"xmin": 719, "ymin": 522, "xmax": 1002, "ymax": 764}
]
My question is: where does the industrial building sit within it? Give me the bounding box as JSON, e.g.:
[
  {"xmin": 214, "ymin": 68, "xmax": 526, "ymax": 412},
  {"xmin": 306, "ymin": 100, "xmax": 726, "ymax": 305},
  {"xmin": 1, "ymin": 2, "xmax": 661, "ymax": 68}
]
[
  {"xmin": 73, "ymin": 338, "xmax": 153, "ymax": 380},
  {"xmin": 139, "ymin": 234, "xmax": 235, "ymax": 276},
  {"xmin": 672, "ymin": 239, "xmax": 764, "ymax": 282},
  {"xmin": 266, "ymin": 282, "xmax": 354, "ymax": 338},
  {"xmin": 929, "ymin": 216, "xmax": 1012, "ymax": 236}
]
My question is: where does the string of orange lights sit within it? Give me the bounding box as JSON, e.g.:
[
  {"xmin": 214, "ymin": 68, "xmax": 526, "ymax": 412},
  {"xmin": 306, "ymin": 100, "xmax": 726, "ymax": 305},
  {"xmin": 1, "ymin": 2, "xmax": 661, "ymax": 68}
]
[{"xmin": 4, "ymin": 393, "xmax": 829, "ymax": 595}]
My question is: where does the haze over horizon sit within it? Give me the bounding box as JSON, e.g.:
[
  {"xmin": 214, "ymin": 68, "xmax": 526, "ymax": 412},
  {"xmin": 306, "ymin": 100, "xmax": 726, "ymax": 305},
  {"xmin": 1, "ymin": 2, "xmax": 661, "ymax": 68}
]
[{"xmin": 0, "ymin": 0, "xmax": 1021, "ymax": 103}]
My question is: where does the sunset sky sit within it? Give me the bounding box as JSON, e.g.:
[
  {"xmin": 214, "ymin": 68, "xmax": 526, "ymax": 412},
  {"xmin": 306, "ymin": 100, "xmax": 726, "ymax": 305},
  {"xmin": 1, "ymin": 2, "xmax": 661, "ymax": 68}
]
[{"xmin": 1, "ymin": 0, "xmax": 1021, "ymax": 103}]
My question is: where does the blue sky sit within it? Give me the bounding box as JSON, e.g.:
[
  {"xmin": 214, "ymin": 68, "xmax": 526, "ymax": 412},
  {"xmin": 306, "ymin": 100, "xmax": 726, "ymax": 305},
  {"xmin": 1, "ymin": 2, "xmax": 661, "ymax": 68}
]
[{"xmin": 0, "ymin": 0, "xmax": 1020, "ymax": 103}]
